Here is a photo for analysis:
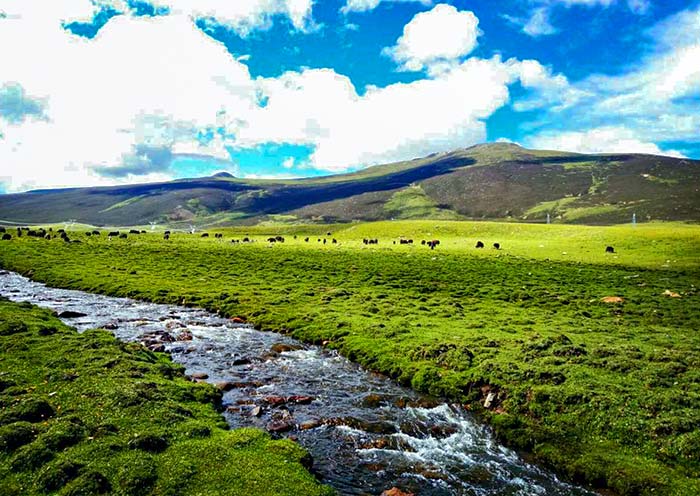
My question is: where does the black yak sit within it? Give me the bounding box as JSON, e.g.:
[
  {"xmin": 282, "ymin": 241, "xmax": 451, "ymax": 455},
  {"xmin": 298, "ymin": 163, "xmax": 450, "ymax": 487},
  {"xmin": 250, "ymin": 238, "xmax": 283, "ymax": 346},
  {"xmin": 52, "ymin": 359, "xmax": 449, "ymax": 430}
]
[
  {"xmin": 606, "ymin": 246, "xmax": 615, "ymax": 253},
  {"xmin": 475, "ymin": 241, "xmax": 484, "ymax": 248}
]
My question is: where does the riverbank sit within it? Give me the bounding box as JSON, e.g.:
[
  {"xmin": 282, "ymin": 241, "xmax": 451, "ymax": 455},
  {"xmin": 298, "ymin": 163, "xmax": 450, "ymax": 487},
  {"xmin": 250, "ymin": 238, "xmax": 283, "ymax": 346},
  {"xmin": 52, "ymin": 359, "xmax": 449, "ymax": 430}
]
[
  {"xmin": 0, "ymin": 297, "xmax": 333, "ymax": 496},
  {"xmin": 1, "ymin": 221, "xmax": 699, "ymax": 495}
]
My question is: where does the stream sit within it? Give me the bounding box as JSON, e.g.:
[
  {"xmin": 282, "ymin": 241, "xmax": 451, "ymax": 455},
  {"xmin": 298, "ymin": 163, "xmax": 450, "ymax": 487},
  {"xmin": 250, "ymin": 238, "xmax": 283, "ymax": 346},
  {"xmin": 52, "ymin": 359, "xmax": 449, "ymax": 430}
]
[{"xmin": 0, "ymin": 271, "xmax": 595, "ymax": 496}]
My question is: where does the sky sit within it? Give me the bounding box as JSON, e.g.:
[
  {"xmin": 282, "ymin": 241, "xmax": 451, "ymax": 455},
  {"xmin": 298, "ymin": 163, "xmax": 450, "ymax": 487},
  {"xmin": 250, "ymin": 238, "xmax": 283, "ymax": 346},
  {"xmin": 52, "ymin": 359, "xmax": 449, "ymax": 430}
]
[{"xmin": 0, "ymin": 0, "xmax": 698, "ymax": 193}]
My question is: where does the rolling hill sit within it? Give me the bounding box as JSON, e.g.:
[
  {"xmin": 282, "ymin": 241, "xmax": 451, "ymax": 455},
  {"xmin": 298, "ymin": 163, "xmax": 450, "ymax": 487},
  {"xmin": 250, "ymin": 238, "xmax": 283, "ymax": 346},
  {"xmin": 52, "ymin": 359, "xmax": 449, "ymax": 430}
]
[{"xmin": 2, "ymin": 143, "xmax": 699, "ymax": 227}]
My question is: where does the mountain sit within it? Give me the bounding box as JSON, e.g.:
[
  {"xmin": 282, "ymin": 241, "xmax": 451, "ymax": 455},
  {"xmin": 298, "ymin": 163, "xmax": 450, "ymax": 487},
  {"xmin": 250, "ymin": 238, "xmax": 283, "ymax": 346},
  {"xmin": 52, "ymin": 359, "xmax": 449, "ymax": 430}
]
[{"xmin": 2, "ymin": 143, "xmax": 699, "ymax": 227}]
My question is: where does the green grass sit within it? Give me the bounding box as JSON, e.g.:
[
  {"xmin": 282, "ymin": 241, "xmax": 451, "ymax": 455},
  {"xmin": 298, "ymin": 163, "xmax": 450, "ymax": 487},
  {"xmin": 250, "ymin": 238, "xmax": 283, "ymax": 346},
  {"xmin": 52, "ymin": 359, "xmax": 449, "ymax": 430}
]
[
  {"xmin": 100, "ymin": 195, "xmax": 149, "ymax": 213},
  {"xmin": 1, "ymin": 220, "xmax": 700, "ymax": 495},
  {"xmin": 0, "ymin": 299, "xmax": 332, "ymax": 496},
  {"xmin": 383, "ymin": 185, "xmax": 461, "ymax": 220}
]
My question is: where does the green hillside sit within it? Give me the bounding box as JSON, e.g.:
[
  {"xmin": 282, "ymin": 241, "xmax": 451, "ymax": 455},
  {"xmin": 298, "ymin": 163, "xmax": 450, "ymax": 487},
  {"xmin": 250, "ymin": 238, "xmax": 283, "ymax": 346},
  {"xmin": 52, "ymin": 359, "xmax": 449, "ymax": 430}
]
[{"xmin": 1, "ymin": 143, "xmax": 698, "ymax": 226}]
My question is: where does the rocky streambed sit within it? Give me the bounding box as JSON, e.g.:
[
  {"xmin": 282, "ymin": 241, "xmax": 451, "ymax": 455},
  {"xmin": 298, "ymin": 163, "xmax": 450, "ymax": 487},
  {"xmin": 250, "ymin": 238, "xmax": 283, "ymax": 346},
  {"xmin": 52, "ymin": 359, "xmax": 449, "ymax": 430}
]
[{"xmin": 0, "ymin": 271, "xmax": 595, "ymax": 496}]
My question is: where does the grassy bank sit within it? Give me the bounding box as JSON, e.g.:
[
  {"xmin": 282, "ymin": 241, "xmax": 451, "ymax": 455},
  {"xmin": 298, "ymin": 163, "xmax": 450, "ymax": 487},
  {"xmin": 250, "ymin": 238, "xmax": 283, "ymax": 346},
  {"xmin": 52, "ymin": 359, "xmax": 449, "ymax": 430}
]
[
  {"xmin": 0, "ymin": 298, "xmax": 333, "ymax": 496},
  {"xmin": 1, "ymin": 220, "xmax": 699, "ymax": 495}
]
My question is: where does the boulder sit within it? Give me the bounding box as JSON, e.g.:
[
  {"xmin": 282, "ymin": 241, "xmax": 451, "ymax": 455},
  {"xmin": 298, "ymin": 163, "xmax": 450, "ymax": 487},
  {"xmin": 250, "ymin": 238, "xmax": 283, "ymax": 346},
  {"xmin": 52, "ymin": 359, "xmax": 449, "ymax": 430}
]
[
  {"xmin": 263, "ymin": 396, "xmax": 287, "ymax": 407},
  {"xmin": 267, "ymin": 420, "xmax": 294, "ymax": 433},
  {"xmin": 298, "ymin": 420, "xmax": 321, "ymax": 430},
  {"xmin": 270, "ymin": 343, "xmax": 302, "ymax": 354},
  {"xmin": 190, "ymin": 372, "xmax": 209, "ymax": 380},
  {"xmin": 381, "ymin": 488, "xmax": 415, "ymax": 496},
  {"xmin": 57, "ymin": 311, "xmax": 87, "ymax": 319}
]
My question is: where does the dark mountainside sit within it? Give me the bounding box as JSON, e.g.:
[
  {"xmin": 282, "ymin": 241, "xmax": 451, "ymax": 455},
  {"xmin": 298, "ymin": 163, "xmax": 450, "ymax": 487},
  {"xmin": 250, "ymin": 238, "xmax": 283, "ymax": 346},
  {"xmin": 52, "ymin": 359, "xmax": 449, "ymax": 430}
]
[{"xmin": 2, "ymin": 143, "xmax": 699, "ymax": 226}]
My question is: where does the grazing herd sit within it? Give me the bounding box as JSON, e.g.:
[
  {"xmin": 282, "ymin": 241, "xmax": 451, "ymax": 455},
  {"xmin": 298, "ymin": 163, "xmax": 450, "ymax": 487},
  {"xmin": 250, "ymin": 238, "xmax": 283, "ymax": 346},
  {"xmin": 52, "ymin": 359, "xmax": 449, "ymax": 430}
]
[{"xmin": 0, "ymin": 225, "xmax": 617, "ymax": 255}]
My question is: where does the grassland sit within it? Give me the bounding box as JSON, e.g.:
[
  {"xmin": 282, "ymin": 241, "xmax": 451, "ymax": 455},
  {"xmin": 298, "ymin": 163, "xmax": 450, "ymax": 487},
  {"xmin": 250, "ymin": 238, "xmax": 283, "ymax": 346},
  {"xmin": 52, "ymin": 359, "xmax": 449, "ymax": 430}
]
[
  {"xmin": 1, "ymin": 220, "xmax": 699, "ymax": 495},
  {"xmin": 0, "ymin": 299, "xmax": 333, "ymax": 496}
]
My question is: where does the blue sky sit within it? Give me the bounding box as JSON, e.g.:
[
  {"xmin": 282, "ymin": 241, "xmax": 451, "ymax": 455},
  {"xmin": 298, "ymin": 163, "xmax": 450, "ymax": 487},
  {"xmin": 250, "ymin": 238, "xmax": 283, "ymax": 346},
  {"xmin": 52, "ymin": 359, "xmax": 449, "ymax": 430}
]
[{"xmin": 0, "ymin": 0, "xmax": 698, "ymax": 192}]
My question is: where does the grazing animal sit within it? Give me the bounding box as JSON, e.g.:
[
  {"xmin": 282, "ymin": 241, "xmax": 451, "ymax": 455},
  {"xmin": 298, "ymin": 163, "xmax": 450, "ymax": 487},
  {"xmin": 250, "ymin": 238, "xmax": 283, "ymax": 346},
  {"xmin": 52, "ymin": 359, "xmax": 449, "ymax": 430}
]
[
  {"xmin": 363, "ymin": 238, "xmax": 379, "ymax": 245},
  {"xmin": 1, "ymin": 233, "xmax": 11, "ymax": 240},
  {"xmin": 57, "ymin": 229, "xmax": 65, "ymax": 233},
  {"xmin": 16, "ymin": 228, "xmax": 22, "ymax": 237},
  {"xmin": 62, "ymin": 236, "xmax": 71, "ymax": 242},
  {"xmin": 164, "ymin": 230, "xmax": 171, "ymax": 235},
  {"xmin": 304, "ymin": 237, "xmax": 309, "ymax": 242},
  {"xmin": 275, "ymin": 236, "xmax": 284, "ymax": 242},
  {"xmin": 129, "ymin": 229, "xmax": 140, "ymax": 234},
  {"xmin": 421, "ymin": 240, "xmax": 426, "ymax": 245},
  {"xmin": 605, "ymin": 246, "xmax": 615, "ymax": 253},
  {"xmin": 323, "ymin": 238, "xmax": 327, "ymax": 244},
  {"xmin": 140, "ymin": 230, "xmax": 147, "ymax": 234},
  {"xmin": 332, "ymin": 238, "xmax": 337, "ymax": 244},
  {"xmin": 108, "ymin": 231, "xmax": 119, "ymax": 237},
  {"xmin": 267, "ymin": 237, "xmax": 277, "ymax": 243},
  {"xmin": 85, "ymin": 232, "xmax": 92, "ymax": 236},
  {"xmin": 0, "ymin": 227, "xmax": 5, "ymax": 233},
  {"xmin": 92, "ymin": 230, "xmax": 100, "ymax": 235},
  {"xmin": 201, "ymin": 233, "xmax": 209, "ymax": 238},
  {"xmin": 45, "ymin": 234, "xmax": 52, "ymax": 240},
  {"xmin": 242, "ymin": 237, "xmax": 250, "ymax": 243},
  {"xmin": 427, "ymin": 239, "xmax": 440, "ymax": 249},
  {"xmin": 327, "ymin": 232, "xmax": 332, "ymax": 236},
  {"xmin": 493, "ymin": 243, "xmax": 500, "ymax": 250},
  {"xmin": 163, "ymin": 234, "xmax": 170, "ymax": 240},
  {"xmin": 214, "ymin": 233, "xmax": 223, "ymax": 239},
  {"xmin": 475, "ymin": 241, "xmax": 484, "ymax": 248},
  {"xmin": 119, "ymin": 233, "xmax": 127, "ymax": 239}
]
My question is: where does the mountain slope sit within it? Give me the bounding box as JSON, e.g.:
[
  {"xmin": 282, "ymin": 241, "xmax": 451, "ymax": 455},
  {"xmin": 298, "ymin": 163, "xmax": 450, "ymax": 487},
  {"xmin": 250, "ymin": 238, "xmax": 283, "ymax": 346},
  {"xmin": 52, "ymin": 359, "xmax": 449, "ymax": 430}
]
[{"xmin": 1, "ymin": 143, "xmax": 699, "ymax": 226}]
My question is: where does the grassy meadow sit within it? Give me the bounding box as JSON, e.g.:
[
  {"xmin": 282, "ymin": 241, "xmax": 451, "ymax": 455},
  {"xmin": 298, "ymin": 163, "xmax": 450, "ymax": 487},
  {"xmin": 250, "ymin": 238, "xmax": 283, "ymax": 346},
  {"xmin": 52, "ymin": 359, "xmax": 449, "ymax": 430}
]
[{"xmin": 1, "ymin": 219, "xmax": 699, "ymax": 495}]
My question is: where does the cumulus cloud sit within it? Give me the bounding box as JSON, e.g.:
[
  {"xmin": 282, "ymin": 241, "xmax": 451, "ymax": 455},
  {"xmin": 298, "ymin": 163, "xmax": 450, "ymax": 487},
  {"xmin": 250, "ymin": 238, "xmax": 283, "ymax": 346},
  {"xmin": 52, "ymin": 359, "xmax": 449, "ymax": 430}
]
[
  {"xmin": 341, "ymin": 0, "xmax": 432, "ymax": 15},
  {"xmin": 527, "ymin": 127, "xmax": 684, "ymax": 157},
  {"xmin": 2, "ymin": 0, "xmax": 316, "ymax": 36},
  {"xmin": 0, "ymin": 11, "xmax": 257, "ymax": 191},
  {"xmin": 241, "ymin": 55, "xmax": 532, "ymax": 171},
  {"xmin": 144, "ymin": 0, "xmax": 316, "ymax": 34},
  {"xmin": 383, "ymin": 4, "xmax": 481, "ymax": 72}
]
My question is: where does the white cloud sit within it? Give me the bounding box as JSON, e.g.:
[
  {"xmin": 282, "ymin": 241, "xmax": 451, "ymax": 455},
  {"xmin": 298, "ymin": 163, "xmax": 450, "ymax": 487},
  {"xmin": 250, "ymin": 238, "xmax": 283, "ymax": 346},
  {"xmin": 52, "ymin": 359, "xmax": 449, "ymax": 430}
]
[
  {"xmin": 526, "ymin": 127, "xmax": 685, "ymax": 157},
  {"xmin": 523, "ymin": 8, "xmax": 557, "ymax": 37},
  {"xmin": 508, "ymin": 59, "xmax": 588, "ymax": 111},
  {"xmin": 512, "ymin": 0, "xmax": 647, "ymax": 38},
  {"xmin": 0, "ymin": 0, "xmax": 317, "ymax": 36},
  {"xmin": 521, "ymin": 5, "xmax": 700, "ymax": 153},
  {"xmin": 145, "ymin": 0, "xmax": 316, "ymax": 34},
  {"xmin": 0, "ymin": 11, "xmax": 258, "ymax": 191},
  {"xmin": 242, "ymin": 55, "xmax": 518, "ymax": 171},
  {"xmin": 383, "ymin": 4, "xmax": 481, "ymax": 72},
  {"xmin": 341, "ymin": 0, "xmax": 432, "ymax": 15}
]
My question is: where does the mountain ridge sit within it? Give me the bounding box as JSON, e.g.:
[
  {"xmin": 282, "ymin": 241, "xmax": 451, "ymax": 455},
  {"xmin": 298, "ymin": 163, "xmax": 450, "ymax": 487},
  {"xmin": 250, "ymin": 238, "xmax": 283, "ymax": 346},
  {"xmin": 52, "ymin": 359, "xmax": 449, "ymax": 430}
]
[{"xmin": 2, "ymin": 143, "xmax": 699, "ymax": 226}]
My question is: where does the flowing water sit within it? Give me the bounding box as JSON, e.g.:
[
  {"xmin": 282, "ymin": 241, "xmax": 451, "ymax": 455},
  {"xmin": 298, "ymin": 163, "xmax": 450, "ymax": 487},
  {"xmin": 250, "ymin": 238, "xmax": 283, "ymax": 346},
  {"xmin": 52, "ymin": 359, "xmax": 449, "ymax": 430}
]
[{"xmin": 0, "ymin": 271, "xmax": 596, "ymax": 496}]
